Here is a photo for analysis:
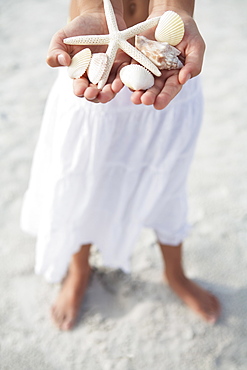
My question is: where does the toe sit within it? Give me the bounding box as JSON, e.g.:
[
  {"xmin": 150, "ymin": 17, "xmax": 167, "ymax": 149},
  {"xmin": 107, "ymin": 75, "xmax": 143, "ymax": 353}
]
[
  {"xmin": 51, "ymin": 305, "xmax": 65, "ymax": 329},
  {"xmin": 50, "ymin": 305, "xmax": 58, "ymax": 324},
  {"xmin": 195, "ymin": 303, "xmax": 212, "ymax": 322},
  {"xmin": 62, "ymin": 319, "xmax": 75, "ymax": 331},
  {"xmin": 201, "ymin": 294, "xmax": 221, "ymax": 323},
  {"xmin": 210, "ymin": 295, "xmax": 221, "ymax": 319},
  {"xmin": 61, "ymin": 313, "xmax": 76, "ymax": 331}
]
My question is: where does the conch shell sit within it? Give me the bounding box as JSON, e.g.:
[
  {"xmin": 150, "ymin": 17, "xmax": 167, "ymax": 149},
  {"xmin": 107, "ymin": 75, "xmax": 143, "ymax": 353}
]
[
  {"xmin": 155, "ymin": 11, "xmax": 185, "ymax": 46},
  {"xmin": 120, "ymin": 64, "xmax": 154, "ymax": 90},
  {"xmin": 135, "ymin": 35, "xmax": 183, "ymax": 70},
  {"xmin": 67, "ymin": 48, "xmax": 92, "ymax": 79},
  {"xmin": 87, "ymin": 53, "xmax": 108, "ymax": 85}
]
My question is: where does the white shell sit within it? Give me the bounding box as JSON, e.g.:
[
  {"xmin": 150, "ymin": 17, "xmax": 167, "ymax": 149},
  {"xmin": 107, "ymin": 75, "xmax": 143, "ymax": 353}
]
[
  {"xmin": 87, "ymin": 53, "xmax": 108, "ymax": 85},
  {"xmin": 135, "ymin": 35, "xmax": 183, "ymax": 70},
  {"xmin": 120, "ymin": 65, "xmax": 154, "ymax": 91},
  {"xmin": 67, "ymin": 48, "xmax": 92, "ymax": 79},
  {"xmin": 155, "ymin": 11, "xmax": 184, "ymax": 46}
]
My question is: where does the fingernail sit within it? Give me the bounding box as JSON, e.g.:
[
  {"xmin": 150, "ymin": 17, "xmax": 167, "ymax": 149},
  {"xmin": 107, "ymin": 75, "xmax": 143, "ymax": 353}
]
[
  {"xmin": 58, "ymin": 54, "xmax": 67, "ymax": 66},
  {"xmin": 184, "ymin": 73, "xmax": 191, "ymax": 84},
  {"xmin": 87, "ymin": 96, "xmax": 97, "ymax": 101}
]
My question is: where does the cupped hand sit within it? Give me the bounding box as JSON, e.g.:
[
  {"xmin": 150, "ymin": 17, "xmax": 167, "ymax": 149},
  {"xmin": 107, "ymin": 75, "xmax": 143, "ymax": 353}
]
[
  {"xmin": 46, "ymin": 10, "xmax": 205, "ymax": 110},
  {"xmin": 130, "ymin": 12, "xmax": 206, "ymax": 110},
  {"xmin": 46, "ymin": 12, "xmax": 129, "ymax": 103}
]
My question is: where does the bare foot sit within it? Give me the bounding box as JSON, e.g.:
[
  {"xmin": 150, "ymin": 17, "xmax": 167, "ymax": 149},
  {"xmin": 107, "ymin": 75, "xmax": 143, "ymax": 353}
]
[
  {"xmin": 51, "ymin": 265, "xmax": 92, "ymax": 330},
  {"xmin": 165, "ymin": 270, "xmax": 221, "ymax": 324}
]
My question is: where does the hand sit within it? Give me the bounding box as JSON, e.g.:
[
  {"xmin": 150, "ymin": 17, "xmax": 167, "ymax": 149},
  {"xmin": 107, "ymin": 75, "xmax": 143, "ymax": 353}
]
[
  {"xmin": 46, "ymin": 11, "xmax": 129, "ymax": 103},
  {"xmin": 130, "ymin": 12, "xmax": 206, "ymax": 110}
]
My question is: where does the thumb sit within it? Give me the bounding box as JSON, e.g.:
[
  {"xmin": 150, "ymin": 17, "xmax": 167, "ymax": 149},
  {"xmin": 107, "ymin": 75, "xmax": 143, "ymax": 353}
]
[
  {"xmin": 178, "ymin": 53, "xmax": 203, "ymax": 85},
  {"xmin": 179, "ymin": 64, "xmax": 193, "ymax": 85},
  {"xmin": 46, "ymin": 30, "xmax": 71, "ymax": 67},
  {"xmin": 178, "ymin": 40, "xmax": 205, "ymax": 84}
]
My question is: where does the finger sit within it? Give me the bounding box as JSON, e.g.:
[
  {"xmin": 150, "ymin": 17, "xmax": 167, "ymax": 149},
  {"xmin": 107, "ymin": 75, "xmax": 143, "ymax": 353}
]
[
  {"xmin": 131, "ymin": 70, "xmax": 175, "ymax": 107},
  {"xmin": 73, "ymin": 77, "xmax": 90, "ymax": 97},
  {"xmin": 86, "ymin": 98, "xmax": 100, "ymax": 104},
  {"xmin": 131, "ymin": 90, "xmax": 143, "ymax": 105},
  {"xmin": 97, "ymin": 84, "xmax": 116, "ymax": 103},
  {"xmin": 154, "ymin": 74, "xmax": 182, "ymax": 110},
  {"xmin": 84, "ymin": 85, "xmax": 101, "ymax": 100},
  {"xmin": 140, "ymin": 76, "xmax": 165, "ymax": 106},
  {"xmin": 111, "ymin": 62, "xmax": 129, "ymax": 94},
  {"xmin": 84, "ymin": 83, "xmax": 117, "ymax": 104},
  {"xmin": 111, "ymin": 77, "xmax": 124, "ymax": 94},
  {"xmin": 46, "ymin": 30, "xmax": 71, "ymax": 68}
]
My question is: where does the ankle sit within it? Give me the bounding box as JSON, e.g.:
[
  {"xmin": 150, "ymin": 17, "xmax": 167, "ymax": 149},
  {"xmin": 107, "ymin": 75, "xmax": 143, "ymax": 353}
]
[
  {"xmin": 69, "ymin": 261, "xmax": 91, "ymax": 276},
  {"xmin": 165, "ymin": 266, "xmax": 186, "ymax": 281},
  {"xmin": 70, "ymin": 245, "xmax": 91, "ymax": 274}
]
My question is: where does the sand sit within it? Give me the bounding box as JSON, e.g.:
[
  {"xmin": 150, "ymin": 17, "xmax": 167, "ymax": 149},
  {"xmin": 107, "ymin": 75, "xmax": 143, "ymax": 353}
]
[{"xmin": 1, "ymin": 0, "xmax": 247, "ymax": 369}]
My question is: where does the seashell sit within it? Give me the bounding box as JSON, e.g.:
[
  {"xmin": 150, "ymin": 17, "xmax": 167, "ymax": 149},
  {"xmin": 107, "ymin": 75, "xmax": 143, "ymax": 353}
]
[
  {"xmin": 120, "ymin": 65, "xmax": 154, "ymax": 90},
  {"xmin": 135, "ymin": 35, "xmax": 183, "ymax": 70},
  {"xmin": 155, "ymin": 11, "xmax": 184, "ymax": 46},
  {"xmin": 87, "ymin": 53, "xmax": 108, "ymax": 85},
  {"xmin": 67, "ymin": 48, "xmax": 92, "ymax": 79}
]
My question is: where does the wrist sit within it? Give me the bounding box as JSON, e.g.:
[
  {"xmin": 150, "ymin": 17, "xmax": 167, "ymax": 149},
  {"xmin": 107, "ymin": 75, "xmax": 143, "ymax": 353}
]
[
  {"xmin": 149, "ymin": 8, "xmax": 193, "ymax": 25},
  {"xmin": 77, "ymin": 2, "xmax": 104, "ymax": 16},
  {"xmin": 76, "ymin": 0, "xmax": 124, "ymax": 18},
  {"xmin": 149, "ymin": 1, "xmax": 194, "ymax": 18}
]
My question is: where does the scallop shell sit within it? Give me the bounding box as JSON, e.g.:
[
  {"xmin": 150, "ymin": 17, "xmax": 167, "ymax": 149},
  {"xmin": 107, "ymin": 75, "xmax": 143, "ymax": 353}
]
[
  {"xmin": 87, "ymin": 53, "xmax": 108, "ymax": 85},
  {"xmin": 155, "ymin": 11, "xmax": 184, "ymax": 46},
  {"xmin": 120, "ymin": 64, "xmax": 154, "ymax": 91},
  {"xmin": 67, "ymin": 48, "xmax": 92, "ymax": 79},
  {"xmin": 135, "ymin": 35, "xmax": 183, "ymax": 70}
]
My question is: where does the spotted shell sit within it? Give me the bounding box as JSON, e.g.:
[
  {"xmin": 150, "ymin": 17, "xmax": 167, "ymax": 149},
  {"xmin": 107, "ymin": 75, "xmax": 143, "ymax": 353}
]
[
  {"xmin": 67, "ymin": 48, "xmax": 92, "ymax": 79},
  {"xmin": 120, "ymin": 64, "xmax": 154, "ymax": 91},
  {"xmin": 155, "ymin": 11, "xmax": 185, "ymax": 46},
  {"xmin": 135, "ymin": 35, "xmax": 183, "ymax": 70},
  {"xmin": 87, "ymin": 53, "xmax": 108, "ymax": 85}
]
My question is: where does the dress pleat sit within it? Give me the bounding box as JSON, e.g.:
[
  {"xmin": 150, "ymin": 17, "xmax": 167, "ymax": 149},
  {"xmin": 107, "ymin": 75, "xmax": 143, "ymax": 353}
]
[{"xmin": 21, "ymin": 69, "xmax": 203, "ymax": 283}]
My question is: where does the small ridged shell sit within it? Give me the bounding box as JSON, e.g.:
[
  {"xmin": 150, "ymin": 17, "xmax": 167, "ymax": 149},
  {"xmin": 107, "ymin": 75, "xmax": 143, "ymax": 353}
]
[
  {"xmin": 67, "ymin": 48, "xmax": 92, "ymax": 79},
  {"xmin": 120, "ymin": 65, "xmax": 154, "ymax": 91},
  {"xmin": 87, "ymin": 53, "xmax": 108, "ymax": 85},
  {"xmin": 135, "ymin": 35, "xmax": 183, "ymax": 70},
  {"xmin": 155, "ymin": 11, "xmax": 185, "ymax": 46}
]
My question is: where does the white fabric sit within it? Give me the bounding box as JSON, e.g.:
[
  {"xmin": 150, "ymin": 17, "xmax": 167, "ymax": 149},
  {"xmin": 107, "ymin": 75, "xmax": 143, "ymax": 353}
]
[{"xmin": 21, "ymin": 69, "xmax": 203, "ymax": 283}]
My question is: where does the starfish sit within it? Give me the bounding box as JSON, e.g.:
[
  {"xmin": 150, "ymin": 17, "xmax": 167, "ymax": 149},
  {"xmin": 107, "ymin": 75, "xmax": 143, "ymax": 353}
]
[{"xmin": 64, "ymin": 0, "xmax": 161, "ymax": 89}]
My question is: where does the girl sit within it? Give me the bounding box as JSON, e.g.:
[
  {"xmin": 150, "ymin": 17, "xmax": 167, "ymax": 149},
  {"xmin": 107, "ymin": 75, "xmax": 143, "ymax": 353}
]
[{"xmin": 21, "ymin": 0, "xmax": 221, "ymax": 330}]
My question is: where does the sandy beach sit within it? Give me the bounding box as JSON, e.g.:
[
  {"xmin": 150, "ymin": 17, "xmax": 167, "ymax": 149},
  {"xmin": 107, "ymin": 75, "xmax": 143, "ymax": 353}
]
[{"xmin": 1, "ymin": 0, "xmax": 247, "ymax": 369}]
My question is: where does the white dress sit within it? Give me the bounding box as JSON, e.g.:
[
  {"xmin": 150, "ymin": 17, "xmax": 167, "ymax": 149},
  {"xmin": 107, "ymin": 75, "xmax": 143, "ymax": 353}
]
[{"xmin": 21, "ymin": 69, "xmax": 203, "ymax": 283}]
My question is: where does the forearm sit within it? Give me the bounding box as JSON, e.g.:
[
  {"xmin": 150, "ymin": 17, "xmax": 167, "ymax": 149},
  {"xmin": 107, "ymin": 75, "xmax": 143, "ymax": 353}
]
[
  {"xmin": 70, "ymin": 0, "xmax": 124, "ymax": 17},
  {"xmin": 149, "ymin": 0, "xmax": 194, "ymax": 17}
]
